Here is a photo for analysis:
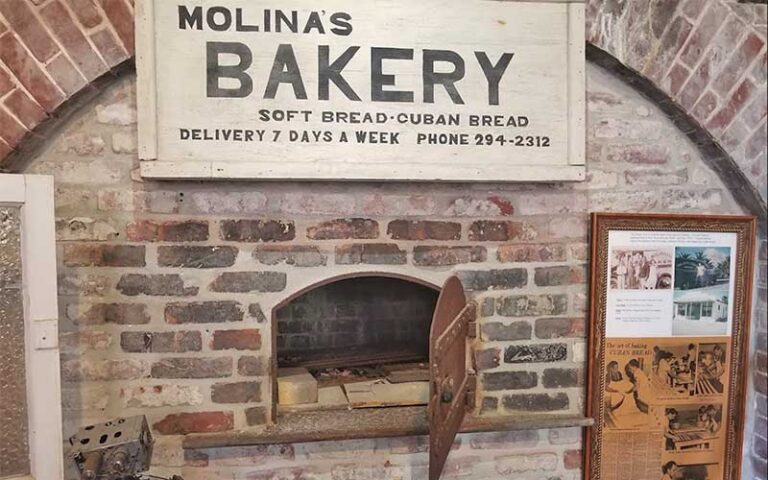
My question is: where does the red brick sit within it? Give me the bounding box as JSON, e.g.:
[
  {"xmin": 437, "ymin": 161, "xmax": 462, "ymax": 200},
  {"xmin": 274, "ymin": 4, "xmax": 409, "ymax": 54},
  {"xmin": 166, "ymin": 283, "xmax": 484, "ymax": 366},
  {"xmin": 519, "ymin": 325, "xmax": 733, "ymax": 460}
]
[
  {"xmin": 755, "ymin": 372, "xmax": 767, "ymax": 396},
  {"xmin": 413, "ymin": 246, "xmax": 486, "ymax": 266},
  {"xmin": 45, "ymin": 54, "xmax": 86, "ymax": 96},
  {"xmin": 387, "ymin": 220, "xmax": 461, "ymax": 240},
  {"xmin": 713, "ymin": 33, "xmax": 765, "ymax": 97},
  {"xmin": 605, "ymin": 144, "xmax": 669, "ymax": 164},
  {"xmin": 679, "ymin": 2, "xmax": 729, "ymax": 68},
  {"xmin": 40, "ymin": 1, "xmax": 107, "ymax": 81},
  {"xmin": 63, "ymin": 244, "xmax": 145, "ymax": 267},
  {"xmin": 0, "ymin": 33, "xmax": 65, "ymax": 110},
  {"xmin": 646, "ymin": 15, "xmax": 693, "ymax": 82},
  {"xmin": 721, "ymin": 119, "xmax": 749, "ymax": 151},
  {"xmin": 474, "ymin": 348, "xmax": 501, "ymax": 371},
  {"xmin": 679, "ymin": 15, "xmax": 745, "ymax": 109},
  {"xmin": 757, "ymin": 350, "xmax": 767, "ymax": 375},
  {"xmin": 98, "ymin": 0, "xmax": 134, "ymax": 54},
  {"xmin": 306, "ymin": 218, "xmax": 378, "ymax": 240},
  {"xmin": 0, "ymin": 67, "xmax": 14, "ymax": 96},
  {"xmin": 245, "ymin": 407, "xmax": 268, "ymax": 426},
  {"xmin": 752, "ymin": 51, "xmax": 767, "ymax": 84},
  {"xmin": 335, "ymin": 243, "xmax": 407, "ymax": 264},
  {"xmin": 0, "ymin": 0, "xmax": 59, "ymax": 61},
  {"xmin": 497, "ymin": 244, "xmax": 566, "ymax": 263},
  {"xmin": 563, "ymin": 449, "xmax": 582, "ymax": 469},
  {"xmin": 468, "ymin": 221, "xmax": 538, "ymax": 242},
  {"xmin": 126, "ymin": 220, "xmax": 209, "ymax": 242},
  {"xmin": 151, "ymin": 357, "xmax": 232, "ymax": 378},
  {"xmin": 535, "ymin": 317, "xmax": 585, "ymax": 339},
  {"xmin": 220, "ymin": 219, "xmax": 295, "ymax": 242},
  {"xmin": 678, "ymin": 56, "xmax": 711, "ymax": 109},
  {"xmin": 649, "ymin": 0, "xmax": 677, "ymax": 39},
  {"xmin": 66, "ymin": 0, "xmax": 103, "ymax": 28},
  {"xmin": 90, "ymin": 28, "xmax": 128, "ymax": 67},
  {"xmin": 0, "ymin": 138, "xmax": 12, "ymax": 158},
  {"xmin": 707, "ymin": 79, "xmax": 755, "ymax": 132},
  {"xmin": 4, "ymin": 89, "xmax": 46, "ymax": 129},
  {"xmin": 691, "ymin": 90, "xmax": 719, "ymax": 123},
  {"xmin": 666, "ymin": 62, "xmax": 690, "ymax": 97},
  {"xmin": 0, "ymin": 106, "xmax": 27, "ymax": 145},
  {"xmin": 746, "ymin": 123, "xmax": 767, "ymax": 161},
  {"xmin": 211, "ymin": 381, "xmax": 261, "ymax": 403},
  {"xmin": 743, "ymin": 90, "xmax": 767, "ymax": 126},
  {"xmin": 153, "ymin": 412, "xmax": 234, "ymax": 435},
  {"xmin": 211, "ymin": 329, "xmax": 262, "ymax": 351},
  {"xmin": 681, "ymin": 0, "xmax": 707, "ymax": 20}
]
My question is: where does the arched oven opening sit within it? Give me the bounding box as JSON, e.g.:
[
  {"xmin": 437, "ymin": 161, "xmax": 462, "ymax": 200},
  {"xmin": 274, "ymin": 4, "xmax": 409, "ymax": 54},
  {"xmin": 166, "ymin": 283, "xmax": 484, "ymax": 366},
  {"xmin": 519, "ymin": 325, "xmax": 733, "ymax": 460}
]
[{"xmin": 273, "ymin": 274, "xmax": 440, "ymax": 414}]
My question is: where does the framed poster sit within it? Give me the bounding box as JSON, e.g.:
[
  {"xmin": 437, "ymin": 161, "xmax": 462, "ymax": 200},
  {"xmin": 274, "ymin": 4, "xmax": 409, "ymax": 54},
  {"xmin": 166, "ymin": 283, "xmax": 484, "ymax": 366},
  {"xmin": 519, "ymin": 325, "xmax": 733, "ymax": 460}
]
[
  {"xmin": 585, "ymin": 213, "xmax": 756, "ymax": 480},
  {"xmin": 135, "ymin": 0, "xmax": 586, "ymax": 182}
]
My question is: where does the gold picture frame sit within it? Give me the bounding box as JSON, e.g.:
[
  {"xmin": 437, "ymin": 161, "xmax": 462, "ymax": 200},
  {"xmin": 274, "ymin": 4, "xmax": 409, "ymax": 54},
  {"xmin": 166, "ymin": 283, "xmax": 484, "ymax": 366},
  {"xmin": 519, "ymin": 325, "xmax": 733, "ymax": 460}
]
[{"xmin": 585, "ymin": 213, "xmax": 756, "ymax": 480}]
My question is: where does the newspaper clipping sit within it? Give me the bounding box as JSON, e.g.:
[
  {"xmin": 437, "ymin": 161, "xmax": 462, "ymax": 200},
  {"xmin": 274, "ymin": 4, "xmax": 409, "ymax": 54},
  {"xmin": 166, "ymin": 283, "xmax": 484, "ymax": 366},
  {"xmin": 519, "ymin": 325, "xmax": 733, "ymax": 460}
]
[{"xmin": 600, "ymin": 229, "xmax": 736, "ymax": 480}]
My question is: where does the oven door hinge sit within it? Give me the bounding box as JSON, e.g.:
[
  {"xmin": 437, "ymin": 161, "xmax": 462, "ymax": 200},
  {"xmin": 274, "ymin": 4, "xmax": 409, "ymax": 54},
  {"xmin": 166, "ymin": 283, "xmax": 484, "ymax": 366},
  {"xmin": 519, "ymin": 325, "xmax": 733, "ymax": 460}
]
[
  {"xmin": 465, "ymin": 370, "xmax": 477, "ymax": 411},
  {"xmin": 466, "ymin": 301, "xmax": 478, "ymax": 339}
]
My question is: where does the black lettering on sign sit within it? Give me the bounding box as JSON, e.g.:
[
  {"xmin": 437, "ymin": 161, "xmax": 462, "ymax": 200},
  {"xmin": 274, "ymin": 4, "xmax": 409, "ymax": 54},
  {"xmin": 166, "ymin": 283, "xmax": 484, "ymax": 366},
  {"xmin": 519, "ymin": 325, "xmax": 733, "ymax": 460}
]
[
  {"xmin": 206, "ymin": 42, "xmax": 253, "ymax": 98},
  {"xmin": 207, "ymin": 7, "xmax": 232, "ymax": 31},
  {"xmin": 178, "ymin": 6, "xmax": 202, "ymax": 29},
  {"xmin": 303, "ymin": 11, "xmax": 325, "ymax": 34},
  {"xmin": 235, "ymin": 8, "xmax": 259, "ymax": 32},
  {"xmin": 318, "ymin": 46, "xmax": 361, "ymax": 101},
  {"xmin": 423, "ymin": 50, "xmax": 465, "ymax": 105},
  {"xmin": 275, "ymin": 10, "xmax": 298, "ymax": 33},
  {"xmin": 330, "ymin": 12, "xmax": 353, "ymax": 36},
  {"xmin": 371, "ymin": 48, "xmax": 414, "ymax": 103},
  {"xmin": 265, "ymin": 44, "xmax": 307, "ymax": 100},
  {"xmin": 475, "ymin": 52, "xmax": 514, "ymax": 106}
]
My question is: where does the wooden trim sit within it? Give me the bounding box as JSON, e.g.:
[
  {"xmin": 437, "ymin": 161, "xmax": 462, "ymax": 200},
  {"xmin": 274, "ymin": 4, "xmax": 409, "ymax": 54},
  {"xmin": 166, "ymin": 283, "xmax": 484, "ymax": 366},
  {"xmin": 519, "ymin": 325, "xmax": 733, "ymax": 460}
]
[
  {"xmin": 0, "ymin": 174, "xmax": 25, "ymax": 203},
  {"xmin": 182, "ymin": 407, "xmax": 594, "ymax": 449},
  {"xmin": 135, "ymin": 0, "xmax": 157, "ymax": 160},
  {"xmin": 140, "ymin": 161, "xmax": 587, "ymax": 182},
  {"xmin": 584, "ymin": 212, "xmax": 757, "ymax": 480},
  {"xmin": 0, "ymin": 174, "xmax": 64, "ymax": 480},
  {"xmin": 21, "ymin": 175, "xmax": 64, "ymax": 480},
  {"xmin": 567, "ymin": 2, "xmax": 586, "ymax": 167}
]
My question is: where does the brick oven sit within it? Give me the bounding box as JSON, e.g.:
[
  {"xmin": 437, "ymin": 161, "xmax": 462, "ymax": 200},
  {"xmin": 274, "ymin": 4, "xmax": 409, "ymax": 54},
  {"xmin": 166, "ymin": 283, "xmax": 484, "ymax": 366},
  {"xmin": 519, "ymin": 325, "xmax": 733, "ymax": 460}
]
[{"xmin": 9, "ymin": 51, "xmax": 761, "ymax": 479}]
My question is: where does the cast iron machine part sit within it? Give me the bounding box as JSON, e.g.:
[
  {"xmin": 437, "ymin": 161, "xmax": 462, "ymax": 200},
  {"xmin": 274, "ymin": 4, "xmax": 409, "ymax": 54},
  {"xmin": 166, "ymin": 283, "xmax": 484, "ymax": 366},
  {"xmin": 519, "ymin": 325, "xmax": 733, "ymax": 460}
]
[{"xmin": 67, "ymin": 415, "xmax": 183, "ymax": 480}]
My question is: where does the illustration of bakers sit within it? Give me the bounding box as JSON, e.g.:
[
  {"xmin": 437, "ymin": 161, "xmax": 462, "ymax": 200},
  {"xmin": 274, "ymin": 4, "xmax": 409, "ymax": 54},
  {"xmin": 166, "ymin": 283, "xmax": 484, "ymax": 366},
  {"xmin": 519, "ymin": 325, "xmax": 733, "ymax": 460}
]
[
  {"xmin": 663, "ymin": 404, "xmax": 721, "ymax": 451},
  {"xmin": 651, "ymin": 343, "xmax": 696, "ymax": 396},
  {"xmin": 659, "ymin": 462, "xmax": 719, "ymax": 480},
  {"xmin": 604, "ymin": 358, "xmax": 651, "ymax": 428},
  {"xmin": 696, "ymin": 343, "xmax": 726, "ymax": 395},
  {"xmin": 605, "ymin": 361, "xmax": 627, "ymax": 410},
  {"xmin": 626, "ymin": 358, "xmax": 651, "ymax": 413},
  {"xmin": 660, "ymin": 461, "xmax": 682, "ymax": 480}
]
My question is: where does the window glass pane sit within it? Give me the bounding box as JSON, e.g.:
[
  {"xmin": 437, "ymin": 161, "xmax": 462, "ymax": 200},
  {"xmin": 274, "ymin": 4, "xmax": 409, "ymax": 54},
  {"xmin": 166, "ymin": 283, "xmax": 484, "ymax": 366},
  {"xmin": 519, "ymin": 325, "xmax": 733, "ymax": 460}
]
[{"xmin": 0, "ymin": 206, "xmax": 30, "ymax": 478}]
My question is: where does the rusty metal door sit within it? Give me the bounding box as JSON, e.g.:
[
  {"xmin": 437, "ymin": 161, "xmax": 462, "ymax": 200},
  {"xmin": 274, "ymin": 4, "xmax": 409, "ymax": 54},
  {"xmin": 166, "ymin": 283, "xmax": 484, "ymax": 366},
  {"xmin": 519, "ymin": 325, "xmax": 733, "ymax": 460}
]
[{"xmin": 429, "ymin": 276, "xmax": 476, "ymax": 480}]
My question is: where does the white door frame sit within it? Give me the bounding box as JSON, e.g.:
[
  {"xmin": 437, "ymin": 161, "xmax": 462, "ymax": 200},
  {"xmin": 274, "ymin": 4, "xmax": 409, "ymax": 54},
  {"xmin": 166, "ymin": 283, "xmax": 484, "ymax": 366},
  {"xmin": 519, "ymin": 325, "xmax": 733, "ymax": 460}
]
[{"xmin": 0, "ymin": 174, "xmax": 63, "ymax": 479}]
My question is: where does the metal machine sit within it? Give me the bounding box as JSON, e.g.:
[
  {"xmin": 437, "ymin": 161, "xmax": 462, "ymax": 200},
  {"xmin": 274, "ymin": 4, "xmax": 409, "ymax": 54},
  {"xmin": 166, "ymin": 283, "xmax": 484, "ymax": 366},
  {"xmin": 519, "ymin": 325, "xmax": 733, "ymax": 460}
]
[{"xmin": 67, "ymin": 415, "xmax": 182, "ymax": 480}]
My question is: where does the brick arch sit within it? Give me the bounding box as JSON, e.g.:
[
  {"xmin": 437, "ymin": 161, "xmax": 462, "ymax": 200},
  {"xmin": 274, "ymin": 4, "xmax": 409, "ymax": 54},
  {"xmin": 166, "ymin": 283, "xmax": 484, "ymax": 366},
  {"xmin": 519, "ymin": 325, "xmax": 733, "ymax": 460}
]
[
  {"xmin": 0, "ymin": 1, "xmax": 765, "ymax": 199},
  {"xmin": 586, "ymin": 0, "xmax": 767, "ymax": 202}
]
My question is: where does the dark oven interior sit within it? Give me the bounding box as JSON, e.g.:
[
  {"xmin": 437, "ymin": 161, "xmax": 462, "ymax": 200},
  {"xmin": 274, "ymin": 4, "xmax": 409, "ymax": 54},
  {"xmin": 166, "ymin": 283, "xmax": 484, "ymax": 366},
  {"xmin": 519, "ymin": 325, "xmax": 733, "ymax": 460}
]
[{"xmin": 274, "ymin": 276, "xmax": 439, "ymax": 413}]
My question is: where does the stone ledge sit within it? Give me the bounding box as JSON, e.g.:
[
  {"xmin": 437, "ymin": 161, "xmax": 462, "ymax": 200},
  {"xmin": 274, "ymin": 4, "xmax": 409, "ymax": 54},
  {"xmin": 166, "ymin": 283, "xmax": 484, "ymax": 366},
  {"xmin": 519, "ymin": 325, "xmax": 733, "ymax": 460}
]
[{"xmin": 182, "ymin": 406, "xmax": 593, "ymax": 449}]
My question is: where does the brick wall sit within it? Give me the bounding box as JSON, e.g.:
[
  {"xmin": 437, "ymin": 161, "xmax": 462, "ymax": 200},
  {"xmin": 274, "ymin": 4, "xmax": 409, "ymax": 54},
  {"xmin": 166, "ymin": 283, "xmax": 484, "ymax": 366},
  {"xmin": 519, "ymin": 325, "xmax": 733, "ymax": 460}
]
[
  {"xmin": 0, "ymin": 1, "xmax": 765, "ymax": 206},
  {"xmin": 17, "ymin": 59, "xmax": 763, "ymax": 479},
  {"xmin": 587, "ymin": 0, "xmax": 768, "ymax": 202}
]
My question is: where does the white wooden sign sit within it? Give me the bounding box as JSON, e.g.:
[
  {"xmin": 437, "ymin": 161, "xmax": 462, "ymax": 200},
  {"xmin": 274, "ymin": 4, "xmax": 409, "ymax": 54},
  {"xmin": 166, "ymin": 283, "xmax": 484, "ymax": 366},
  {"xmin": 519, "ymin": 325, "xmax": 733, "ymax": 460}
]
[{"xmin": 136, "ymin": 0, "xmax": 585, "ymax": 182}]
